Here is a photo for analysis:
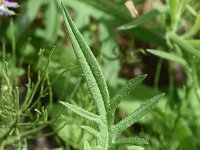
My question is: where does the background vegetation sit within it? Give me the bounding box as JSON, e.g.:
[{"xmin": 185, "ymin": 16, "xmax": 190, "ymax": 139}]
[{"xmin": 0, "ymin": 0, "xmax": 200, "ymax": 149}]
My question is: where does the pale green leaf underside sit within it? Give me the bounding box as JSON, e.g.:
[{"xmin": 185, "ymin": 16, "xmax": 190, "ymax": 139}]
[
  {"xmin": 118, "ymin": 6, "xmax": 168, "ymax": 30},
  {"xmin": 59, "ymin": 101, "xmax": 100, "ymax": 123},
  {"xmin": 147, "ymin": 49, "xmax": 188, "ymax": 67},
  {"xmin": 113, "ymin": 137, "xmax": 148, "ymax": 146},
  {"xmin": 61, "ymin": 2, "xmax": 110, "ymax": 119},
  {"xmin": 113, "ymin": 94, "xmax": 164, "ymax": 134},
  {"xmin": 111, "ymin": 74, "xmax": 147, "ymax": 113}
]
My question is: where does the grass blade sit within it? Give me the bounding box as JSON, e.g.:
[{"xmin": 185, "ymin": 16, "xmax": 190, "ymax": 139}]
[
  {"xmin": 118, "ymin": 6, "xmax": 168, "ymax": 30},
  {"xmin": 61, "ymin": 2, "xmax": 110, "ymax": 119},
  {"xmin": 147, "ymin": 49, "xmax": 188, "ymax": 67},
  {"xmin": 59, "ymin": 101, "xmax": 100, "ymax": 123},
  {"xmin": 111, "ymin": 75, "xmax": 147, "ymax": 114},
  {"xmin": 112, "ymin": 94, "xmax": 164, "ymax": 135}
]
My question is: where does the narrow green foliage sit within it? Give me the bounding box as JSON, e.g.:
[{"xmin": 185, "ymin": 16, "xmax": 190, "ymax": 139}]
[
  {"xmin": 147, "ymin": 49, "xmax": 188, "ymax": 67},
  {"xmin": 61, "ymin": 1, "xmax": 110, "ymax": 120},
  {"xmin": 169, "ymin": 33, "xmax": 200, "ymax": 59},
  {"xmin": 113, "ymin": 137, "xmax": 148, "ymax": 146},
  {"xmin": 111, "ymin": 75, "xmax": 147, "ymax": 114},
  {"xmin": 118, "ymin": 6, "xmax": 169, "ymax": 30},
  {"xmin": 183, "ymin": 13, "xmax": 200, "ymax": 38},
  {"xmin": 0, "ymin": 50, "xmax": 54, "ymax": 149},
  {"xmin": 167, "ymin": 0, "xmax": 179, "ymax": 31},
  {"xmin": 113, "ymin": 94, "xmax": 164, "ymax": 135},
  {"xmin": 81, "ymin": 126, "xmax": 99, "ymax": 137},
  {"xmin": 187, "ymin": 40, "xmax": 200, "ymax": 48},
  {"xmin": 59, "ymin": 101, "xmax": 100, "ymax": 123}
]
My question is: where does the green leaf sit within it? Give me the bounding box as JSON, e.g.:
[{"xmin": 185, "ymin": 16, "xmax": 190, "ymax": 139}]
[
  {"xmin": 61, "ymin": 2, "xmax": 110, "ymax": 120},
  {"xmin": 84, "ymin": 141, "xmax": 92, "ymax": 150},
  {"xmin": 81, "ymin": 125, "xmax": 98, "ymax": 137},
  {"xmin": 169, "ymin": 33, "xmax": 200, "ymax": 59},
  {"xmin": 182, "ymin": 13, "xmax": 200, "ymax": 38},
  {"xmin": 113, "ymin": 137, "xmax": 148, "ymax": 146},
  {"xmin": 111, "ymin": 75, "xmax": 147, "ymax": 114},
  {"xmin": 112, "ymin": 94, "xmax": 164, "ymax": 135},
  {"xmin": 187, "ymin": 40, "xmax": 200, "ymax": 48},
  {"xmin": 167, "ymin": 0, "xmax": 178, "ymax": 30},
  {"xmin": 118, "ymin": 6, "xmax": 169, "ymax": 30},
  {"xmin": 127, "ymin": 145, "xmax": 144, "ymax": 150},
  {"xmin": 147, "ymin": 49, "xmax": 188, "ymax": 67},
  {"xmin": 59, "ymin": 101, "xmax": 100, "ymax": 123}
]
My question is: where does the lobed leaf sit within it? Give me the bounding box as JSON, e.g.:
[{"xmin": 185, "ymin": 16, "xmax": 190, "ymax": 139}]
[
  {"xmin": 110, "ymin": 75, "xmax": 147, "ymax": 114},
  {"xmin": 61, "ymin": 2, "xmax": 110, "ymax": 120},
  {"xmin": 81, "ymin": 125, "xmax": 98, "ymax": 137},
  {"xmin": 118, "ymin": 6, "xmax": 169, "ymax": 30},
  {"xmin": 113, "ymin": 137, "xmax": 148, "ymax": 146},
  {"xmin": 112, "ymin": 94, "xmax": 164, "ymax": 135},
  {"xmin": 147, "ymin": 49, "xmax": 188, "ymax": 67},
  {"xmin": 59, "ymin": 101, "xmax": 100, "ymax": 124}
]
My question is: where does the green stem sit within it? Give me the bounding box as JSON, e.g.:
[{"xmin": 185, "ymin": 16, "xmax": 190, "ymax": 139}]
[{"xmin": 169, "ymin": 33, "xmax": 200, "ymax": 59}]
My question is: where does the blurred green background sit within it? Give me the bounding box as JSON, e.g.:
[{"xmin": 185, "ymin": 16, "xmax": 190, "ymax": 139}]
[{"xmin": 0, "ymin": 0, "xmax": 200, "ymax": 149}]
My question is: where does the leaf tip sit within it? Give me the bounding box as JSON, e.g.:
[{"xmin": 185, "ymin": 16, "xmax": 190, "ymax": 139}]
[
  {"xmin": 142, "ymin": 74, "xmax": 148, "ymax": 78},
  {"xmin": 161, "ymin": 93, "xmax": 165, "ymax": 96},
  {"xmin": 117, "ymin": 26, "xmax": 125, "ymax": 31},
  {"xmin": 146, "ymin": 49, "xmax": 154, "ymax": 53},
  {"xmin": 58, "ymin": 101, "xmax": 64, "ymax": 105}
]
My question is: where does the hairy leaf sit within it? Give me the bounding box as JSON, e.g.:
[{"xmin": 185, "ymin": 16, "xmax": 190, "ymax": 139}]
[
  {"xmin": 113, "ymin": 137, "xmax": 148, "ymax": 146},
  {"xmin": 111, "ymin": 75, "xmax": 147, "ymax": 114},
  {"xmin": 59, "ymin": 101, "xmax": 100, "ymax": 123},
  {"xmin": 113, "ymin": 94, "xmax": 164, "ymax": 135},
  {"xmin": 61, "ymin": 2, "xmax": 110, "ymax": 120}
]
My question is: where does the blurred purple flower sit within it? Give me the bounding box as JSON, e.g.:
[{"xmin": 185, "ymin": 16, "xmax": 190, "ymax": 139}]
[
  {"xmin": 0, "ymin": 0, "xmax": 18, "ymax": 16},
  {"xmin": 3, "ymin": 0, "xmax": 18, "ymax": 8}
]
